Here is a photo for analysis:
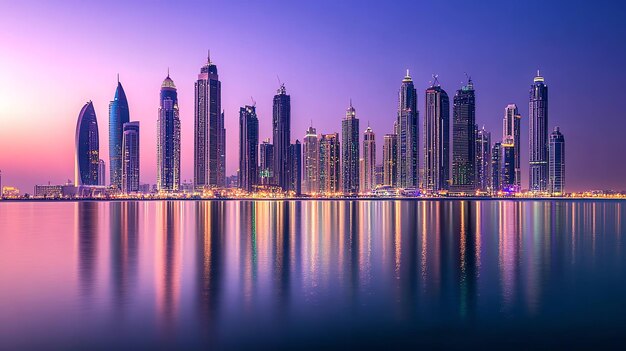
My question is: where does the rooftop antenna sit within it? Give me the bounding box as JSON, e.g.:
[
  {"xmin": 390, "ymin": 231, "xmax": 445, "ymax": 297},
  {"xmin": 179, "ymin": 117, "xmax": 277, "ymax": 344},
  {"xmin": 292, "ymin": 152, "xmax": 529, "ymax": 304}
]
[
  {"xmin": 207, "ymin": 49, "xmax": 211, "ymax": 63},
  {"xmin": 250, "ymin": 96, "xmax": 256, "ymax": 107},
  {"xmin": 167, "ymin": 67, "xmax": 170, "ymax": 78},
  {"xmin": 349, "ymin": 98, "xmax": 353, "ymax": 108},
  {"xmin": 432, "ymin": 74, "xmax": 440, "ymax": 87},
  {"xmin": 117, "ymin": 73, "xmax": 119, "ymax": 83}
]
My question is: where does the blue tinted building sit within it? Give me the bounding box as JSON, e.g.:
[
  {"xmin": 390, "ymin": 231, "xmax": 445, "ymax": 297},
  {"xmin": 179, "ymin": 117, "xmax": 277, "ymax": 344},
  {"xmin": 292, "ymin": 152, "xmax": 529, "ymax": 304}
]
[
  {"xmin": 75, "ymin": 101, "xmax": 100, "ymax": 186},
  {"xmin": 157, "ymin": 73, "xmax": 181, "ymax": 192},
  {"xmin": 109, "ymin": 79, "xmax": 130, "ymax": 189}
]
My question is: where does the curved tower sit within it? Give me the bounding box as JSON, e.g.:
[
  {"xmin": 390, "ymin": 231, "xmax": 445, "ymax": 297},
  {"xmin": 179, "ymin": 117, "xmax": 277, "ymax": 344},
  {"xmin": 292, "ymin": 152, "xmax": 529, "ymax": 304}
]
[
  {"xmin": 157, "ymin": 73, "xmax": 181, "ymax": 192},
  {"xmin": 109, "ymin": 78, "xmax": 130, "ymax": 189},
  {"xmin": 397, "ymin": 70, "xmax": 419, "ymax": 188},
  {"xmin": 75, "ymin": 101, "xmax": 100, "ymax": 186}
]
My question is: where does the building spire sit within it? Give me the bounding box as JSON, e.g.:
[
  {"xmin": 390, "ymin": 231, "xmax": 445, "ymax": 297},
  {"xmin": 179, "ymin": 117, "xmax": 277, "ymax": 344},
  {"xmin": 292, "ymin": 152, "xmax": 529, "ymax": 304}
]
[
  {"xmin": 167, "ymin": 67, "xmax": 170, "ymax": 78},
  {"xmin": 207, "ymin": 49, "xmax": 211, "ymax": 64},
  {"xmin": 117, "ymin": 73, "xmax": 119, "ymax": 83}
]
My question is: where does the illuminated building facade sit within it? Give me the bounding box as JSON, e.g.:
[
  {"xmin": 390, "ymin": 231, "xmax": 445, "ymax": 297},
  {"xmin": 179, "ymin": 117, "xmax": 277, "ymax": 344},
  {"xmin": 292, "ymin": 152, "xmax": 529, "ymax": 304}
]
[
  {"xmin": 396, "ymin": 70, "xmax": 419, "ymax": 188},
  {"xmin": 238, "ymin": 105, "xmax": 259, "ymax": 192},
  {"xmin": 529, "ymin": 71, "xmax": 549, "ymax": 192},
  {"xmin": 319, "ymin": 133, "xmax": 340, "ymax": 193},
  {"xmin": 341, "ymin": 101, "xmax": 359, "ymax": 195},
  {"xmin": 451, "ymin": 78, "xmax": 476, "ymax": 193},
  {"xmin": 157, "ymin": 73, "xmax": 181, "ymax": 192},
  {"xmin": 549, "ymin": 127, "xmax": 565, "ymax": 194},
  {"xmin": 503, "ymin": 104, "xmax": 522, "ymax": 186},
  {"xmin": 424, "ymin": 81, "xmax": 450, "ymax": 193},
  {"xmin": 303, "ymin": 126, "xmax": 319, "ymax": 194},
  {"xmin": 122, "ymin": 121, "xmax": 140, "ymax": 193},
  {"xmin": 273, "ymin": 84, "xmax": 291, "ymax": 191},
  {"xmin": 383, "ymin": 133, "xmax": 398, "ymax": 187},
  {"xmin": 109, "ymin": 79, "xmax": 130, "ymax": 190},
  {"xmin": 361, "ymin": 126, "xmax": 376, "ymax": 193}
]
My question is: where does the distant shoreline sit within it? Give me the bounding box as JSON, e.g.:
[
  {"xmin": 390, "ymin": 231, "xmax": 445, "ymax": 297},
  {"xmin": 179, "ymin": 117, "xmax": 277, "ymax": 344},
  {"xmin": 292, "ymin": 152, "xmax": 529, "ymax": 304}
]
[{"xmin": 2, "ymin": 196, "xmax": 625, "ymax": 203}]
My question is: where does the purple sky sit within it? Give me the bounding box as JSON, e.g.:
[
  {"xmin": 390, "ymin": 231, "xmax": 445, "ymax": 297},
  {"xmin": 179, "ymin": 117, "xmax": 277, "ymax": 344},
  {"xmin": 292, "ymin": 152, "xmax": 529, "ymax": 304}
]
[{"xmin": 1, "ymin": 0, "xmax": 625, "ymax": 193}]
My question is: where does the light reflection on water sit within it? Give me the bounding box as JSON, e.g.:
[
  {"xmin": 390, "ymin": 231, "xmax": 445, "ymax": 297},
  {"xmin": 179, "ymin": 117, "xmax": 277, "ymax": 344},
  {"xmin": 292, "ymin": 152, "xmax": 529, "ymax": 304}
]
[{"xmin": 1, "ymin": 200, "xmax": 625, "ymax": 349}]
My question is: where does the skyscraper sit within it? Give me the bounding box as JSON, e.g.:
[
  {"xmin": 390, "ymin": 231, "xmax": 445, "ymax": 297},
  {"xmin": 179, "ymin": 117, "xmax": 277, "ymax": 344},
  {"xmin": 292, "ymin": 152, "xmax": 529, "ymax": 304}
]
[
  {"xmin": 122, "ymin": 121, "xmax": 140, "ymax": 193},
  {"xmin": 341, "ymin": 101, "xmax": 359, "ymax": 195},
  {"xmin": 259, "ymin": 138, "xmax": 274, "ymax": 185},
  {"xmin": 75, "ymin": 101, "xmax": 100, "ymax": 186},
  {"xmin": 361, "ymin": 126, "xmax": 376, "ymax": 193},
  {"xmin": 491, "ymin": 142, "xmax": 502, "ymax": 193},
  {"xmin": 98, "ymin": 160, "xmax": 106, "ymax": 186},
  {"xmin": 549, "ymin": 127, "xmax": 565, "ymax": 194},
  {"xmin": 289, "ymin": 140, "xmax": 302, "ymax": 195},
  {"xmin": 319, "ymin": 133, "xmax": 340, "ymax": 193},
  {"xmin": 108, "ymin": 78, "xmax": 130, "ymax": 190},
  {"xmin": 503, "ymin": 104, "xmax": 522, "ymax": 187},
  {"xmin": 303, "ymin": 126, "xmax": 319, "ymax": 194},
  {"xmin": 194, "ymin": 53, "xmax": 225, "ymax": 190},
  {"xmin": 273, "ymin": 84, "xmax": 291, "ymax": 191},
  {"xmin": 238, "ymin": 105, "xmax": 259, "ymax": 192},
  {"xmin": 396, "ymin": 70, "xmax": 419, "ymax": 188},
  {"xmin": 529, "ymin": 71, "xmax": 549, "ymax": 192},
  {"xmin": 475, "ymin": 126, "xmax": 491, "ymax": 192},
  {"xmin": 424, "ymin": 79, "xmax": 450, "ymax": 193},
  {"xmin": 383, "ymin": 133, "xmax": 398, "ymax": 187},
  {"xmin": 501, "ymin": 142, "xmax": 516, "ymax": 191},
  {"xmin": 451, "ymin": 78, "xmax": 476, "ymax": 193},
  {"xmin": 157, "ymin": 73, "xmax": 181, "ymax": 192}
]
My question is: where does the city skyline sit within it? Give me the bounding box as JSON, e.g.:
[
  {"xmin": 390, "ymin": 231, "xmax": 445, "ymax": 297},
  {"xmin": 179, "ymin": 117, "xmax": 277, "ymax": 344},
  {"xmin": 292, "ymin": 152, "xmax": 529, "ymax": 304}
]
[{"xmin": 1, "ymin": 1, "xmax": 625, "ymax": 193}]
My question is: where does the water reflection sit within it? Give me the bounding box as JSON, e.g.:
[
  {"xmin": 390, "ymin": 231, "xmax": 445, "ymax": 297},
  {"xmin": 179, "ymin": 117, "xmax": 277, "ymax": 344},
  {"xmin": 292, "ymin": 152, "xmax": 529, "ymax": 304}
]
[{"xmin": 10, "ymin": 199, "xmax": 622, "ymax": 348}]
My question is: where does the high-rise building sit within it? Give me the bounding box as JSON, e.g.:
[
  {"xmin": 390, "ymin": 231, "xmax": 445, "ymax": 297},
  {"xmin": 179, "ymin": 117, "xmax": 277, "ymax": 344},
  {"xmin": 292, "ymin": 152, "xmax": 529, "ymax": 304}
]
[
  {"xmin": 108, "ymin": 78, "xmax": 130, "ymax": 190},
  {"xmin": 157, "ymin": 73, "xmax": 181, "ymax": 192},
  {"xmin": 549, "ymin": 127, "xmax": 565, "ymax": 194},
  {"xmin": 259, "ymin": 138, "xmax": 274, "ymax": 185},
  {"xmin": 383, "ymin": 133, "xmax": 398, "ymax": 187},
  {"xmin": 529, "ymin": 71, "xmax": 549, "ymax": 192},
  {"xmin": 273, "ymin": 84, "xmax": 291, "ymax": 191},
  {"xmin": 361, "ymin": 126, "xmax": 376, "ymax": 193},
  {"xmin": 238, "ymin": 105, "xmax": 258, "ymax": 192},
  {"xmin": 503, "ymin": 104, "xmax": 522, "ymax": 187},
  {"xmin": 396, "ymin": 70, "xmax": 419, "ymax": 188},
  {"xmin": 303, "ymin": 126, "xmax": 319, "ymax": 194},
  {"xmin": 451, "ymin": 78, "xmax": 476, "ymax": 193},
  {"xmin": 319, "ymin": 133, "xmax": 340, "ymax": 194},
  {"xmin": 341, "ymin": 101, "xmax": 359, "ymax": 195},
  {"xmin": 98, "ymin": 160, "xmax": 106, "ymax": 186},
  {"xmin": 475, "ymin": 126, "xmax": 491, "ymax": 192},
  {"xmin": 288, "ymin": 140, "xmax": 302, "ymax": 195},
  {"xmin": 374, "ymin": 164, "xmax": 384, "ymax": 187},
  {"xmin": 75, "ymin": 101, "xmax": 100, "ymax": 186},
  {"xmin": 122, "ymin": 121, "xmax": 140, "ymax": 193},
  {"xmin": 194, "ymin": 53, "xmax": 225, "ymax": 190},
  {"xmin": 424, "ymin": 80, "xmax": 450, "ymax": 193},
  {"xmin": 491, "ymin": 142, "xmax": 502, "ymax": 193},
  {"xmin": 501, "ymin": 142, "xmax": 516, "ymax": 191}
]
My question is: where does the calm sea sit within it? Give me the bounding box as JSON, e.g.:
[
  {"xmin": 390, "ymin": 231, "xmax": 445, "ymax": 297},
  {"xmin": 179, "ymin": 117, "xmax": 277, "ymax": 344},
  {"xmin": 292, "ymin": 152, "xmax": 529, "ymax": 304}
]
[{"xmin": 1, "ymin": 200, "xmax": 625, "ymax": 349}]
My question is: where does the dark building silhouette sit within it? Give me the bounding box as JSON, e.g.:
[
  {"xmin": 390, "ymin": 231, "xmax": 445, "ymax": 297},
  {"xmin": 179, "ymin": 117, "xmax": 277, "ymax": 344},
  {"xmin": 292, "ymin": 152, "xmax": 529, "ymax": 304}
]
[
  {"xmin": 549, "ymin": 127, "xmax": 565, "ymax": 194},
  {"xmin": 121, "ymin": 121, "xmax": 140, "ymax": 193},
  {"xmin": 451, "ymin": 78, "xmax": 476, "ymax": 193},
  {"xmin": 75, "ymin": 101, "xmax": 100, "ymax": 186},
  {"xmin": 397, "ymin": 70, "xmax": 419, "ymax": 188},
  {"xmin": 288, "ymin": 140, "xmax": 302, "ymax": 195},
  {"xmin": 273, "ymin": 84, "xmax": 291, "ymax": 191},
  {"xmin": 238, "ymin": 105, "xmax": 259, "ymax": 192},
  {"xmin": 424, "ymin": 79, "xmax": 450, "ymax": 193}
]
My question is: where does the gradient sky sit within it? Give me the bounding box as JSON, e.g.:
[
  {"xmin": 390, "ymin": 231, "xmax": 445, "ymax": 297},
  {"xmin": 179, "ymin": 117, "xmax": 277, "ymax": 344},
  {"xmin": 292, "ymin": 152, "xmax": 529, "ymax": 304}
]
[{"xmin": 1, "ymin": 0, "xmax": 625, "ymax": 193}]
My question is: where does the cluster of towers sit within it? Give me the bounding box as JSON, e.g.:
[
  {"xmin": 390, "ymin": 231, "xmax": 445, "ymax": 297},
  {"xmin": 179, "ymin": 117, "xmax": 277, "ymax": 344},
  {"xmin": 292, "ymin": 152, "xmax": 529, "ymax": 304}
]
[{"xmin": 73, "ymin": 52, "xmax": 565, "ymax": 196}]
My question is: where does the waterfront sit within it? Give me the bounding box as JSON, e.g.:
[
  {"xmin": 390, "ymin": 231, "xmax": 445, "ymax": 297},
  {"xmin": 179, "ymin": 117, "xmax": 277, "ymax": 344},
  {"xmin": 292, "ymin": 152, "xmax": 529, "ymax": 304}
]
[{"xmin": 1, "ymin": 200, "xmax": 625, "ymax": 349}]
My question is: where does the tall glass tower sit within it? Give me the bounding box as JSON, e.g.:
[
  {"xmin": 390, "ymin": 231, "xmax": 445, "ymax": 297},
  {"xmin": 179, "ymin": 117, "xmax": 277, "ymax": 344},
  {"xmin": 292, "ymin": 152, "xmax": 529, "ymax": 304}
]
[
  {"xmin": 529, "ymin": 71, "xmax": 548, "ymax": 192},
  {"xmin": 503, "ymin": 104, "xmax": 522, "ymax": 187},
  {"xmin": 361, "ymin": 126, "xmax": 376, "ymax": 193},
  {"xmin": 341, "ymin": 101, "xmax": 359, "ymax": 195},
  {"xmin": 303, "ymin": 126, "xmax": 319, "ymax": 194},
  {"xmin": 272, "ymin": 84, "xmax": 291, "ymax": 191},
  {"xmin": 259, "ymin": 139, "xmax": 274, "ymax": 185},
  {"xmin": 383, "ymin": 133, "xmax": 398, "ymax": 187},
  {"xmin": 451, "ymin": 78, "xmax": 476, "ymax": 193},
  {"xmin": 238, "ymin": 105, "xmax": 259, "ymax": 192},
  {"xmin": 319, "ymin": 133, "xmax": 340, "ymax": 193},
  {"xmin": 75, "ymin": 101, "xmax": 100, "ymax": 186},
  {"xmin": 122, "ymin": 121, "xmax": 140, "ymax": 193},
  {"xmin": 109, "ymin": 78, "xmax": 129, "ymax": 189},
  {"xmin": 475, "ymin": 126, "xmax": 491, "ymax": 192},
  {"xmin": 157, "ymin": 73, "xmax": 181, "ymax": 192},
  {"xmin": 396, "ymin": 70, "xmax": 419, "ymax": 188},
  {"xmin": 194, "ymin": 52, "xmax": 224, "ymax": 190},
  {"xmin": 424, "ymin": 79, "xmax": 450, "ymax": 193},
  {"xmin": 549, "ymin": 127, "xmax": 565, "ymax": 194}
]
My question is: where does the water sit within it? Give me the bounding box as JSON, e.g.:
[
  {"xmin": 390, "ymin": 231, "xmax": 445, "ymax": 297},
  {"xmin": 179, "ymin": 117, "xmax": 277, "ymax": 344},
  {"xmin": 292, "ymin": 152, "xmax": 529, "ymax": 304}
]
[{"xmin": 1, "ymin": 200, "xmax": 625, "ymax": 349}]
